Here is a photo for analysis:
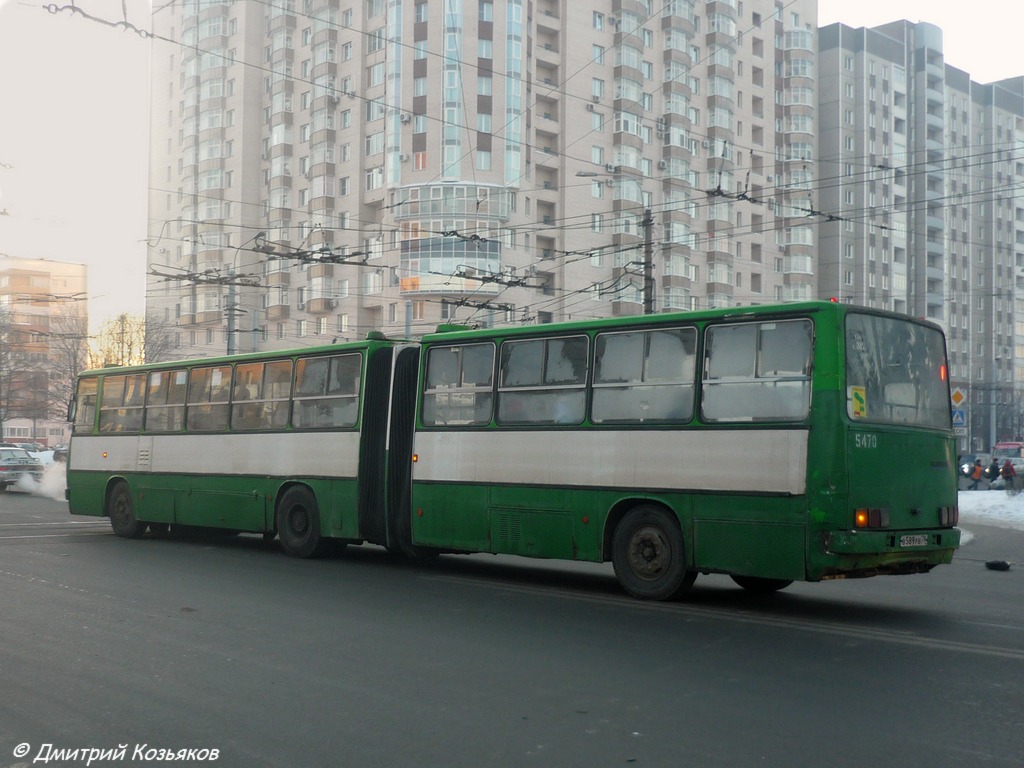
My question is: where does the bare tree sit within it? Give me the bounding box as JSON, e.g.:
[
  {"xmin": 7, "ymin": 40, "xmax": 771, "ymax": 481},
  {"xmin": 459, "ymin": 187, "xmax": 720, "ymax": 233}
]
[
  {"xmin": 143, "ymin": 311, "xmax": 177, "ymax": 364},
  {"xmin": 0, "ymin": 306, "xmax": 51, "ymax": 431},
  {"xmin": 91, "ymin": 312, "xmax": 177, "ymax": 368},
  {"xmin": 46, "ymin": 305, "xmax": 90, "ymax": 420},
  {"xmin": 92, "ymin": 314, "xmax": 145, "ymax": 368}
]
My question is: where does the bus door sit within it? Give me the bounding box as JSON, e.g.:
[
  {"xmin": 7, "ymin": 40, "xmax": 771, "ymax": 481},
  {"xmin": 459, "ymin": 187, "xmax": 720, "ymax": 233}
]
[
  {"xmin": 385, "ymin": 345, "xmax": 421, "ymax": 551},
  {"xmin": 357, "ymin": 345, "xmax": 393, "ymax": 545}
]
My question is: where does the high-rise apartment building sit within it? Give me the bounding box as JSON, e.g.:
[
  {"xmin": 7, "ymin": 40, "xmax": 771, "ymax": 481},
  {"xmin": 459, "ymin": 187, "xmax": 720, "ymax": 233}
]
[
  {"xmin": 0, "ymin": 256, "xmax": 89, "ymax": 445},
  {"xmin": 819, "ymin": 21, "xmax": 1024, "ymax": 452},
  {"xmin": 147, "ymin": 0, "xmax": 816, "ymax": 359}
]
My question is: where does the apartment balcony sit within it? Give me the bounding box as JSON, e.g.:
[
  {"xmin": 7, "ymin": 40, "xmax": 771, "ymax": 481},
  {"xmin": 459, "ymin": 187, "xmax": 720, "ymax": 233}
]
[
  {"xmin": 536, "ymin": 40, "xmax": 560, "ymax": 67},
  {"xmin": 307, "ymin": 263, "xmax": 334, "ymax": 280},
  {"xmin": 307, "ymin": 297, "xmax": 337, "ymax": 315},
  {"xmin": 265, "ymin": 270, "xmax": 290, "ymax": 287},
  {"xmin": 266, "ymin": 304, "xmax": 290, "ymax": 322},
  {"xmin": 271, "ymin": 46, "xmax": 294, "ymax": 68},
  {"xmin": 535, "ymin": 111, "xmax": 560, "ymax": 137},
  {"xmin": 536, "ymin": 4, "xmax": 560, "ymax": 34}
]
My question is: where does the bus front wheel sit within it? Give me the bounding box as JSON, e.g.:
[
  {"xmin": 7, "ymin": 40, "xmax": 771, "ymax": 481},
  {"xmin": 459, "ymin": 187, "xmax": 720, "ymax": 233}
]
[
  {"xmin": 612, "ymin": 506, "xmax": 695, "ymax": 600},
  {"xmin": 276, "ymin": 486, "xmax": 328, "ymax": 558},
  {"xmin": 107, "ymin": 481, "xmax": 145, "ymax": 539}
]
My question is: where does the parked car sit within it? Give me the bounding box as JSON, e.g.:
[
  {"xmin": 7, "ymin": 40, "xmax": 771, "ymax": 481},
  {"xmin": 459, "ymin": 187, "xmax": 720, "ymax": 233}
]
[
  {"xmin": 52, "ymin": 443, "xmax": 68, "ymax": 462},
  {"xmin": 0, "ymin": 447, "xmax": 44, "ymax": 489}
]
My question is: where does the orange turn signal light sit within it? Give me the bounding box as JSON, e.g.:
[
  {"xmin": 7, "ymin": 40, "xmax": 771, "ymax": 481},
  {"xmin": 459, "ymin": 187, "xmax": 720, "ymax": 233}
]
[{"xmin": 854, "ymin": 508, "xmax": 890, "ymax": 528}]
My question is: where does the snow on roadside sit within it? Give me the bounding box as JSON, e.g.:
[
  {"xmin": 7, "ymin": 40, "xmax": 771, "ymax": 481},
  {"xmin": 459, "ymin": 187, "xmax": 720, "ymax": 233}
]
[{"xmin": 958, "ymin": 489, "xmax": 1024, "ymax": 536}]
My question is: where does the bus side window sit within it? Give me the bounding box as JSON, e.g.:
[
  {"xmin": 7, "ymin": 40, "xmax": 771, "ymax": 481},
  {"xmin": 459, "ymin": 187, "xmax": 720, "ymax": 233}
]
[
  {"xmin": 497, "ymin": 336, "xmax": 587, "ymax": 425},
  {"xmin": 73, "ymin": 378, "xmax": 99, "ymax": 434},
  {"xmin": 293, "ymin": 353, "xmax": 361, "ymax": 429},
  {"xmin": 702, "ymin": 320, "xmax": 811, "ymax": 422},
  {"xmin": 98, "ymin": 374, "xmax": 146, "ymax": 432},
  {"xmin": 145, "ymin": 369, "xmax": 187, "ymax": 432},
  {"xmin": 187, "ymin": 365, "xmax": 231, "ymax": 431},
  {"xmin": 422, "ymin": 343, "xmax": 494, "ymax": 426},
  {"xmin": 592, "ymin": 328, "xmax": 696, "ymax": 424}
]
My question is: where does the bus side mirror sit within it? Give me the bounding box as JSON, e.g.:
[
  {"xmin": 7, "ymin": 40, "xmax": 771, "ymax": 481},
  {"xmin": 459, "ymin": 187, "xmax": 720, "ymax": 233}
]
[{"xmin": 67, "ymin": 398, "xmax": 77, "ymax": 423}]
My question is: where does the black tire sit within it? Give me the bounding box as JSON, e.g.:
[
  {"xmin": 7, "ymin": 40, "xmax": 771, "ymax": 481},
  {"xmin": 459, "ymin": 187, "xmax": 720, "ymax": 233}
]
[
  {"xmin": 276, "ymin": 486, "xmax": 328, "ymax": 558},
  {"xmin": 107, "ymin": 481, "xmax": 145, "ymax": 539},
  {"xmin": 612, "ymin": 506, "xmax": 695, "ymax": 600},
  {"xmin": 730, "ymin": 575, "xmax": 793, "ymax": 594}
]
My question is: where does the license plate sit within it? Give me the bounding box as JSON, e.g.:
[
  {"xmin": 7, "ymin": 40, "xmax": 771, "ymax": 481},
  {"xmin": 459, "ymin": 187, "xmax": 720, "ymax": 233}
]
[{"xmin": 900, "ymin": 534, "xmax": 929, "ymax": 547}]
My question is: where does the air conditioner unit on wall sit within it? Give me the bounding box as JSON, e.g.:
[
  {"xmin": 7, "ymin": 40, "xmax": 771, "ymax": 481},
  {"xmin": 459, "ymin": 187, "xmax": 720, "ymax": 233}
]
[
  {"xmin": 399, "ymin": 113, "xmax": 411, "ymax": 123},
  {"xmin": 586, "ymin": 103, "xmax": 595, "ymax": 112},
  {"xmin": 399, "ymin": 153, "xmax": 409, "ymax": 162}
]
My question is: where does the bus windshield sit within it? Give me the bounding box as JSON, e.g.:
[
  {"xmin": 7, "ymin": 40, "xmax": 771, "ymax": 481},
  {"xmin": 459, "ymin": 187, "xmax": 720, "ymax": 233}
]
[{"xmin": 845, "ymin": 312, "xmax": 950, "ymax": 429}]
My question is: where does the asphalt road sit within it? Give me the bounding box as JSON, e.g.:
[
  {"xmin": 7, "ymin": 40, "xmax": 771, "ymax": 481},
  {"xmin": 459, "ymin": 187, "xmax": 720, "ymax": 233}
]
[{"xmin": 1, "ymin": 490, "xmax": 1022, "ymax": 768}]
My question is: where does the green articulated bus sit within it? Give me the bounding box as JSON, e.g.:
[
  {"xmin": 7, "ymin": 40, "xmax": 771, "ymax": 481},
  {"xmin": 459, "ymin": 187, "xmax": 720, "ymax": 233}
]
[{"xmin": 67, "ymin": 301, "xmax": 960, "ymax": 600}]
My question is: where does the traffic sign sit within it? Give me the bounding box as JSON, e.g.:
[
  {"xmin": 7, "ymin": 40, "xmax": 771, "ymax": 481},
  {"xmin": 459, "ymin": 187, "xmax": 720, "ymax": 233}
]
[{"xmin": 951, "ymin": 409, "xmax": 965, "ymax": 428}]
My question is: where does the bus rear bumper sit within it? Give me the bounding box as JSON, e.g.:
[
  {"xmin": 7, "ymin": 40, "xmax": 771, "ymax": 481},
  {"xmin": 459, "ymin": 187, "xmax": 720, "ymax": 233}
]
[{"xmin": 816, "ymin": 527, "xmax": 961, "ymax": 579}]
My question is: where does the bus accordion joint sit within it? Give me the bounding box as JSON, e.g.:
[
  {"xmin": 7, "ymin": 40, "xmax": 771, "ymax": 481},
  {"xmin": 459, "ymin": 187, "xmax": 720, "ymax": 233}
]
[{"xmin": 854, "ymin": 507, "xmax": 890, "ymax": 528}]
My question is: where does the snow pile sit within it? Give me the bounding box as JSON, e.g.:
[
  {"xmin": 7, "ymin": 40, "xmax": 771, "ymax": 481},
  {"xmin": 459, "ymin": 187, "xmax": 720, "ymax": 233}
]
[{"xmin": 958, "ymin": 489, "xmax": 1024, "ymax": 532}]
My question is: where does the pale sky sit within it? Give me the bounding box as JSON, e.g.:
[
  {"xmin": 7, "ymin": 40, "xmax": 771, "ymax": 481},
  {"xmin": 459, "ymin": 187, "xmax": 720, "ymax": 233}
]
[
  {"xmin": 0, "ymin": 0, "xmax": 150, "ymax": 331},
  {"xmin": 0, "ymin": 0, "xmax": 1020, "ymax": 331},
  {"xmin": 818, "ymin": 0, "xmax": 1024, "ymax": 84}
]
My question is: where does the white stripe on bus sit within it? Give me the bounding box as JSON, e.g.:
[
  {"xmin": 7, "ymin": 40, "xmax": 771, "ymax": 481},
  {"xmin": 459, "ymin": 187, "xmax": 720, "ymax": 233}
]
[
  {"xmin": 412, "ymin": 428, "xmax": 809, "ymax": 495},
  {"xmin": 69, "ymin": 432, "xmax": 362, "ymax": 477}
]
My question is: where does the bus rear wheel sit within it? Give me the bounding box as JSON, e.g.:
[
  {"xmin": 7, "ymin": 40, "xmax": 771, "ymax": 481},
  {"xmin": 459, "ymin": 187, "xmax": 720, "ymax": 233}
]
[
  {"xmin": 107, "ymin": 481, "xmax": 145, "ymax": 539},
  {"xmin": 612, "ymin": 506, "xmax": 695, "ymax": 600},
  {"xmin": 276, "ymin": 486, "xmax": 328, "ymax": 558},
  {"xmin": 730, "ymin": 575, "xmax": 793, "ymax": 594}
]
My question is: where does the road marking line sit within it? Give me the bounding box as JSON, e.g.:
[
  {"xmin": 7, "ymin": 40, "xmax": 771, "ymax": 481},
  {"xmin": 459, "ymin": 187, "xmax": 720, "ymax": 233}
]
[
  {"xmin": 0, "ymin": 532, "xmax": 111, "ymax": 540},
  {"xmin": 421, "ymin": 571, "xmax": 1024, "ymax": 661}
]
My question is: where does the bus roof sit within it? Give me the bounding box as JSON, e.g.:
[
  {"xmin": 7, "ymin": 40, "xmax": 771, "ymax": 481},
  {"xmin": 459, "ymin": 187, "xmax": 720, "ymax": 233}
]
[
  {"xmin": 78, "ymin": 334, "xmax": 399, "ymax": 378},
  {"xmin": 421, "ymin": 300, "xmax": 939, "ymax": 343}
]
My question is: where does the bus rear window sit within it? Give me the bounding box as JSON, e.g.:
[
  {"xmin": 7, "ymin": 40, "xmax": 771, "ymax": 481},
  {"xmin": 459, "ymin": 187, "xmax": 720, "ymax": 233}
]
[{"xmin": 845, "ymin": 313, "xmax": 949, "ymax": 429}]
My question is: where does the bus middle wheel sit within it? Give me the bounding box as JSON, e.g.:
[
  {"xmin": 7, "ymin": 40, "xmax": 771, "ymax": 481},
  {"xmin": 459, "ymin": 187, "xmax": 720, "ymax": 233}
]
[
  {"xmin": 276, "ymin": 486, "xmax": 328, "ymax": 558},
  {"xmin": 612, "ymin": 505, "xmax": 695, "ymax": 600}
]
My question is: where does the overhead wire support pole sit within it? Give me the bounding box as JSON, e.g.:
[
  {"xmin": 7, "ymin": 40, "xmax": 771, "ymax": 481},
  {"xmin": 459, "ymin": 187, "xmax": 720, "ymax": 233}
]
[
  {"xmin": 642, "ymin": 208, "xmax": 654, "ymax": 315},
  {"xmin": 577, "ymin": 170, "xmax": 654, "ymax": 314}
]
